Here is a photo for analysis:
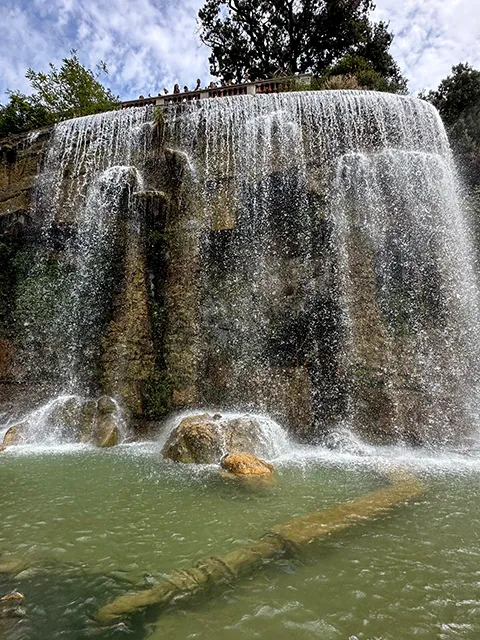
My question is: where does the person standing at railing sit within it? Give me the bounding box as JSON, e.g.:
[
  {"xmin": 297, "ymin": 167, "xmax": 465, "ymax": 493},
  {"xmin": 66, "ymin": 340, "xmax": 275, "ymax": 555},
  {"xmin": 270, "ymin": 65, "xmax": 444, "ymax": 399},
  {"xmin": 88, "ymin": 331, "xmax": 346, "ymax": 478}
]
[
  {"xmin": 173, "ymin": 84, "xmax": 180, "ymax": 94},
  {"xmin": 194, "ymin": 79, "xmax": 201, "ymax": 91}
]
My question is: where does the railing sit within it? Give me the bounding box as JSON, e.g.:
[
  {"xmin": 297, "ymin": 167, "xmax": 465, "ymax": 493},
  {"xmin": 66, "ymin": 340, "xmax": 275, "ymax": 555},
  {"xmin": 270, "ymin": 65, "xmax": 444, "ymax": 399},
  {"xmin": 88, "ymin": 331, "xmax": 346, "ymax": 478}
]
[{"xmin": 121, "ymin": 75, "xmax": 312, "ymax": 109}]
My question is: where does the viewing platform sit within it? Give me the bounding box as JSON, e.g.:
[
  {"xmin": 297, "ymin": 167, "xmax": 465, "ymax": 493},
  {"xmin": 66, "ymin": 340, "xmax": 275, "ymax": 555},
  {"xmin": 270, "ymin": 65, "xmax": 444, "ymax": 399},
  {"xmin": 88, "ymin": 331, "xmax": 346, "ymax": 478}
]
[{"xmin": 121, "ymin": 74, "xmax": 312, "ymax": 109}]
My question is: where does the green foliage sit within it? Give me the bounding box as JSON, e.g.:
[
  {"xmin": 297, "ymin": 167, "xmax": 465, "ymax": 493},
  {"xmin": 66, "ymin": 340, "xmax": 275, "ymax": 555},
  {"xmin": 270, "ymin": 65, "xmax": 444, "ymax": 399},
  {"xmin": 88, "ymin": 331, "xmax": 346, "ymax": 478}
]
[
  {"xmin": 421, "ymin": 63, "xmax": 480, "ymax": 128},
  {"xmin": 0, "ymin": 91, "xmax": 54, "ymax": 137},
  {"xmin": 321, "ymin": 53, "xmax": 407, "ymax": 94},
  {"xmin": 421, "ymin": 64, "xmax": 480, "ymax": 185},
  {"xmin": 198, "ymin": 0, "xmax": 406, "ymax": 91},
  {"xmin": 0, "ymin": 51, "xmax": 120, "ymax": 138},
  {"xmin": 26, "ymin": 51, "xmax": 120, "ymax": 121}
]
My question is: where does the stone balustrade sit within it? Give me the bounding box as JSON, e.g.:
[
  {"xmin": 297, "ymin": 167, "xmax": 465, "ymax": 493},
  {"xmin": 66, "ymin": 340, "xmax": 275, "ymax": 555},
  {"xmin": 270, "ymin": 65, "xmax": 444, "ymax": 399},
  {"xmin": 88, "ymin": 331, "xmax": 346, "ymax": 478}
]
[{"xmin": 121, "ymin": 74, "xmax": 312, "ymax": 109}]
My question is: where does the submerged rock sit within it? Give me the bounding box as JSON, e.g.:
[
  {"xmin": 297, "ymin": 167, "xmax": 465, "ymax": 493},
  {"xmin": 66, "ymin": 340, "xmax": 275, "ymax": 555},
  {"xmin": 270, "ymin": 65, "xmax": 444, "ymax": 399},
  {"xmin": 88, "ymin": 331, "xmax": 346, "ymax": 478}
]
[
  {"xmin": 0, "ymin": 591, "xmax": 25, "ymax": 618},
  {"xmin": 162, "ymin": 413, "xmax": 269, "ymax": 464},
  {"xmin": 221, "ymin": 452, "xmax": 274, "ymax": 476}
]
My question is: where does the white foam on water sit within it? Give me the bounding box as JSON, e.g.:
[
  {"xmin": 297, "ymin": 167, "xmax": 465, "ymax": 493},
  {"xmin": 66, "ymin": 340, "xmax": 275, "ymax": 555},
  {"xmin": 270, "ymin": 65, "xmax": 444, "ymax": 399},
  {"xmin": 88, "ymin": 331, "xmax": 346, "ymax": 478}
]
[{"xmin": 275, "ymin": 427, "xmax": 480, "ymax": 475}]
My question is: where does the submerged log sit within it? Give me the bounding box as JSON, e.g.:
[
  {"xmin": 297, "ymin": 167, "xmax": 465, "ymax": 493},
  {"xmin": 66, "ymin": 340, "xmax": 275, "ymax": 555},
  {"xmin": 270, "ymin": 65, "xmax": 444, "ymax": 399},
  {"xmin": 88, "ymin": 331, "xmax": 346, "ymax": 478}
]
[{"xmin": 95, "ymin": 470, "xmax": 424, "ymax": 624}]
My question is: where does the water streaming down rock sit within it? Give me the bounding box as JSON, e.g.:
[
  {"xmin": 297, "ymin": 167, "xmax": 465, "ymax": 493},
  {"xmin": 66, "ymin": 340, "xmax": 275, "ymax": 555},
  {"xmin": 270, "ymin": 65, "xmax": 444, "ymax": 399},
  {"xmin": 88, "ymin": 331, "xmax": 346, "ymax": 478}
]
[
  {"xmin": 161, "ymin": 91, "xmax": 480, "ymax": 445},
  {"xmin": 3, "ymin": 91, "xmax": 479, "ymax": 447},
  {"xmin": 8, "ymin": 107, "xmax": 153, "ymax": 442}
]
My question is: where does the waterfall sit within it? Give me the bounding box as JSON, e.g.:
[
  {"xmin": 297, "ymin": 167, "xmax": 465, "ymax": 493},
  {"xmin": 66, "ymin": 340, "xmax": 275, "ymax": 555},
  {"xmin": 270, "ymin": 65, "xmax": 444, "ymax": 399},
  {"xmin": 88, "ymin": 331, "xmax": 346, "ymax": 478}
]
[
  {"xmin": 17, "ymin": 107, "xmax": 152, "ymax": 395},
  {"xmin": 5, "ymin": 107, "xmax": 153, "ymax": 444},
  {"xmin": 163, "ymin": 91, "xmax": 480, "ymax": 444},
  {"xmin": 5, "ymin": 91, "xmax": 479, "ymax": 447}
]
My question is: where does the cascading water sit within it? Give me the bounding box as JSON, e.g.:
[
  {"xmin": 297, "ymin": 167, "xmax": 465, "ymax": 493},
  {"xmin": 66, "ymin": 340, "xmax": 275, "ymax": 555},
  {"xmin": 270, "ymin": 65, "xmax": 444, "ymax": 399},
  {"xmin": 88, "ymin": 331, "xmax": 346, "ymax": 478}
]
[
  {"xmin": 162, "ymin": 91, "xmax": 480, "ymax": 445},
  {"xmin": 5, "ymin": 107, "xmax": 153, "ymax": 443},
  {"xmin": 21, "ymin": 107, "xmax": 152, "ymax": 393},
  {"xmin": 3, "ymin": 91, "xmax": 479, "ymax": 448}
]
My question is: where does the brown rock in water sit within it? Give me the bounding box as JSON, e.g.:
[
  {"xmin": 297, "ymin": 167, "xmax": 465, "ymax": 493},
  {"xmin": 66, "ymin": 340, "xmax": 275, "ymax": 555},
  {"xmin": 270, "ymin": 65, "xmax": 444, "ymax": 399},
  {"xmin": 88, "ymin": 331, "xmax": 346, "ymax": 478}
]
[
  {"xmin": 162, "ymin": 414, "xmax": 223, "ymax": 463},
  {"xmin": 78, "ymin": 400, "xmax": 97, "ymax": 443},
  {"xmin": 2, "ymin": 424, "xmax": 26, "ymax": 447},
  {"xmin": 223, "ymin": 417, "xmax": 266, "ymax": 455},
  {"xmin": 96, "ymin": 414, "xmax": 120, "ymax": 448},
  {"xmin": 162, "ymin": 414, "xmax": 269, "ymax": 464},
  {"xmin": 97, "ymin": 395, "xmax": 117, "ymax": 415},
  {"xmin": 0, "ymin": 444, "xmax": 5, "ymax": 453},
  {"xmin": 0, "ymin": 591, "xmax": 25, "ymax": 618},
  {"xmin": 78, "ymin": 396, "xmax": 120, "ymax": 446},
  {"xmin": 221, "ymin": 452, "xmax": 274, "ymax": 476},
  {"xmin": 49, "ymin": 396, "xmax": 83, "ymax": 440}
]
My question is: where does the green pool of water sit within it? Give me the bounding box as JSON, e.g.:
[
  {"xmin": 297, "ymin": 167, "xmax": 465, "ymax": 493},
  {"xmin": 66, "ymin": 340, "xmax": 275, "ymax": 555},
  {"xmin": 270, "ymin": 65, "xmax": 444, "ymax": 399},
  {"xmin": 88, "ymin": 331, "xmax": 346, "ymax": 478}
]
[{"xmin": 1, "ymin": 444, "xmax": 479, "ymax": 639}]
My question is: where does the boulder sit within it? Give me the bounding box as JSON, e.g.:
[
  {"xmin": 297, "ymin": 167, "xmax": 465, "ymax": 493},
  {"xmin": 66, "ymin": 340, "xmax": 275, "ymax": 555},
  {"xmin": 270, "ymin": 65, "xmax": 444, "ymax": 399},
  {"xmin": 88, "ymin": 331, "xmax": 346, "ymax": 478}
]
[
  {"xmin": 2, "ymin": 424, "xmax": 27, "ymax": 447},
  {"xmin": 0, "ymin": 591, "xmax": 25, "ymax": 618},
  {"xmin": 223, "ymin": 417, "xmax": 267, "ymax": 454},
  {"xmin": 96, "ymin": 414, "xmax": 120, "ymax": 448},
  {"xmin": 78, "ymin": 399, "xmax": 97, "ymax": 443},
  {"xmin": 221, "ymin": 452, "xmax": 274, "ymax": 476},
  {"xmin": 47, "ymin": 396, "xmax": 86, "ymax": 441},
  {"xmin": 95, "ymin": 396, "xmax": 120, "ymax": 447},
  {"xmin": 1, "ymin": 396, "xmax": 122, "ymax": 448},
  {"xmin": 97, "ymin": 395, "xmax": 117, "ymax": 415},
  {"xmin": 162, "ymin": 414, "xmax": 223, "ymax": 463},
  {"xmin": 162, "ymin": 413, "xmax": 269, "ymax": 464},
  {"xmin": 0, "ymin": 444, "xmax": 5, "ymax": 453}
]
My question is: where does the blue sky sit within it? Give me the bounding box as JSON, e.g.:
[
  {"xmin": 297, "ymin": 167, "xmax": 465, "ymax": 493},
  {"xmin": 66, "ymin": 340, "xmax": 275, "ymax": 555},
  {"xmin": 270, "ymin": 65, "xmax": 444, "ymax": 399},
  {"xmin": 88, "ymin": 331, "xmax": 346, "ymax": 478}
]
[{"xmin": 1, "ymin": 0, "xmax": 479, "ymax": 101}]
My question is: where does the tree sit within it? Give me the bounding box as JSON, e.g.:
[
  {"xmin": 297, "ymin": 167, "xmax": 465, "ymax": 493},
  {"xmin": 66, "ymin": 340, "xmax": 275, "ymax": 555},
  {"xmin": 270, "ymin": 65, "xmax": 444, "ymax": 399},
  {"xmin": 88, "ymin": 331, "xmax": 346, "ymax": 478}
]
[
  {"xmin": 26, "ymin": 51, "xmax": 119, "ymax": 121},
  {"xmin": 0, "ymin": 91, "xmax": 54, "ymax": 138},
  {"xmin": 0, "ymin": 51, "xmax": 119, "ymax": 138},
  {"xmin": 198, "ymin": 0, "xmax": 406, "ymax": 91},
  {"xmin": 422, "ymin": 64, "xmax": 480, "ymax": 185}
]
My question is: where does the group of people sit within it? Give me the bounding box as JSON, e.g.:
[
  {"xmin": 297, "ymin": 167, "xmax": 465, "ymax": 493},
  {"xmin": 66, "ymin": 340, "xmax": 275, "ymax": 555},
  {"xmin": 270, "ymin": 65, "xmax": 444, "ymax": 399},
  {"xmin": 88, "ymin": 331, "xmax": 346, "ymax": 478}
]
[
  {"xmin": 137, "ymin": 71, "xmax": 295, "ymax": 102},
  {"xmin": 163, "ymin": 74, "xmax": 251, "ymax": 96}
]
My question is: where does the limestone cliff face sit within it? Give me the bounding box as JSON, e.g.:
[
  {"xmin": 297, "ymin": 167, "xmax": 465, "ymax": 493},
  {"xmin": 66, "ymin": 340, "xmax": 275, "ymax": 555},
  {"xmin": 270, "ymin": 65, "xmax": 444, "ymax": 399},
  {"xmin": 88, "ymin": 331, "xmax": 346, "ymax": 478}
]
[
  {"xmin": 0, "ymin": 130, "xmax": 50, "ymax": 227},
  {"xmin": 0, "ymin": 126, "xmax": 335, "ymax": 436},
  {"xmin": 0, "ymin": 92, "xmax": 476, "ymax": 447},
  {"xmin": 0, "ymin": 130, "xmax": 50, "ymax": 404}
]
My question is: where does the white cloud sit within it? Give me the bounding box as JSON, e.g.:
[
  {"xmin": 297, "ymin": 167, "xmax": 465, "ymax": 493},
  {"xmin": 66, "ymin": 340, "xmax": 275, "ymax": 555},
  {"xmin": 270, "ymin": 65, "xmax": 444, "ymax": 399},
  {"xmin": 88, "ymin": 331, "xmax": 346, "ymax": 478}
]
[
  {"xmin": 374, "ymin": 0, "xmax": 480, "ymax": 93},
  {"xmin": 1, "ymin": 0, "xmax": 479, "ymax": 102},
  {"xmin": 0, "ymin": 0, "xmax": 209, "ymax": 101}
]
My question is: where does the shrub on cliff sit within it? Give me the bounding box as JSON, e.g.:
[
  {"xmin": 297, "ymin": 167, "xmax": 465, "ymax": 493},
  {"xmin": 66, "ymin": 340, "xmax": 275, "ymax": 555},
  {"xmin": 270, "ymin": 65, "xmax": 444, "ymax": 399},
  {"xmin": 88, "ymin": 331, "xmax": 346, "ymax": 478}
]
[
  {"xmin": 320, "ymin": 53, "xmax": 407, "ymax": 94},
  {"xmin": 0, "ymin": 51, "xmax": 119, "ymax": 137}
]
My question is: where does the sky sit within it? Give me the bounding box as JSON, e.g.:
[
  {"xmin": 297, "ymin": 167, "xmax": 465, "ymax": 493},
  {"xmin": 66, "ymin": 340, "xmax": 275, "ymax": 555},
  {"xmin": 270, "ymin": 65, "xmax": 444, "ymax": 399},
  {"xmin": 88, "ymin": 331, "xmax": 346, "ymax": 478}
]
[{"xmin": 1, "ymin": 0, "xmax": 479, "ymax": 102}]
